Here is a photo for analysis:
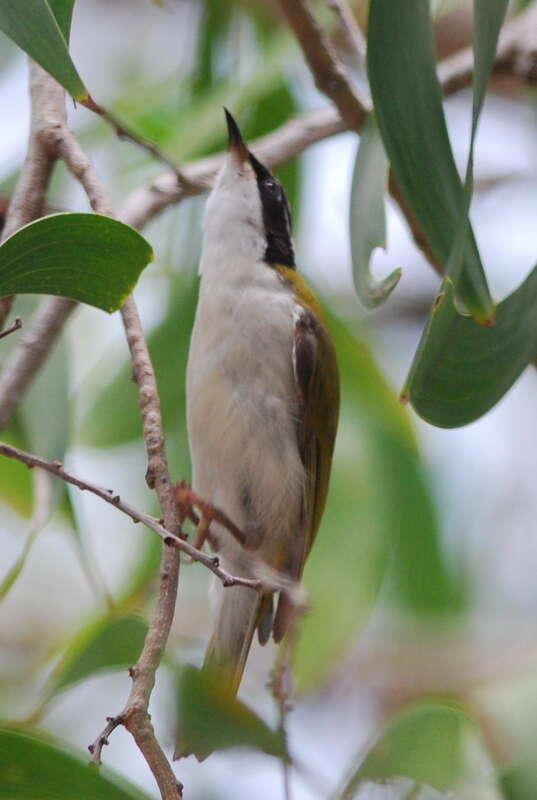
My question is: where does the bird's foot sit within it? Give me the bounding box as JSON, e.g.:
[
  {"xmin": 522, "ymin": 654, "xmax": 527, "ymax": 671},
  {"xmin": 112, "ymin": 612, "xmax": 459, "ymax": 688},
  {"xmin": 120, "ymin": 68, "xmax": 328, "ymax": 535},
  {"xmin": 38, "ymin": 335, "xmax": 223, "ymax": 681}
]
[{"xmin": 174, "ymin": 481, "xmax": 247, "ymax": 550}]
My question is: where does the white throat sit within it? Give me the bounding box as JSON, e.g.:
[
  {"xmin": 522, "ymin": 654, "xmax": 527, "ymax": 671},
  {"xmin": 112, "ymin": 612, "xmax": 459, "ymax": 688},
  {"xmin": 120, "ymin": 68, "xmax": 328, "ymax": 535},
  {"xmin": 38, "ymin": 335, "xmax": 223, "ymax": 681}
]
[{"xmin": 199, "ymin": 153, "xmax": 266, "ymax": 276}]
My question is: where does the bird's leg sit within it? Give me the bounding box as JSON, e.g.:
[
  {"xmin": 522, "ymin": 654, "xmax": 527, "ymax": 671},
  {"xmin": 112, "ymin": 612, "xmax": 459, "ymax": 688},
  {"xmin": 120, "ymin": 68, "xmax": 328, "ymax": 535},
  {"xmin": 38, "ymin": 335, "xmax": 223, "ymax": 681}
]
[
  {"xmin": 192, "ymin": 514, "xmax": 211, "ymax": 551},
  {"xmin": 174, "ymin": 481, "xmax": 247, "ymax": 548}
]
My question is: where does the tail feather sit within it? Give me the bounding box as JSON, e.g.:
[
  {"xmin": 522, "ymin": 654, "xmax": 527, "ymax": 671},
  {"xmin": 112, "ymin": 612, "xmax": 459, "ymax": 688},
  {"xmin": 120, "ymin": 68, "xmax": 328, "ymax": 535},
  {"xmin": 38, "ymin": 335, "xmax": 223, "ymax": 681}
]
[
  {"xmin": 256, "ymin": 594, "xmax": 274, "ymax": 646},
  {"xmin": 203, "ymin": 584, "xmax": 262, "ymax": 697}
]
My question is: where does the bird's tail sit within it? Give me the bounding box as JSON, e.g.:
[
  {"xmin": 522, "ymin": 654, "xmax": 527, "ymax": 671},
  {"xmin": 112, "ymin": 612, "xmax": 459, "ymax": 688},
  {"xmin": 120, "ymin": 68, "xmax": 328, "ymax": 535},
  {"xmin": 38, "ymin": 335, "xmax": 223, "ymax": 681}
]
[
  {"xmin": 174, "ymin": 583, "xmax": 265, "ymax": 761},
  {"xmin": 204, "ymin": 583, "xmax": 263, "ymax": 696}
]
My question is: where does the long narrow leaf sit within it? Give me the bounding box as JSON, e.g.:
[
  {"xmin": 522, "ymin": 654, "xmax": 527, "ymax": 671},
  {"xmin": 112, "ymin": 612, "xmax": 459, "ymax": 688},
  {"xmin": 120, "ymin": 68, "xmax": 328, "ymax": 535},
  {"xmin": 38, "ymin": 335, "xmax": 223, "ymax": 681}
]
[
  {"xmin": 0, "ymin": 0, "xmax": 86, "ymax": 99},
  {"xmin": 406, "ymin": 269, "xmax": 537, "ymax": 427},
  {"xmin": 47, "ymin": 0, "xmax": 75, "ymax": 41},
  {"xmin": 445, "ymin": 0, "xmax": 509, "ymax": 286},
  {"xmin": 49, "ymin": 613, "xmax": 148, "ymax": 695},
  {"xmin": 350, "ymin": 113, "xmax": 401, "ymax": 308},
  {"xmin": 367, "ymin": 0, "xmax": 494, "ymax": 323}
]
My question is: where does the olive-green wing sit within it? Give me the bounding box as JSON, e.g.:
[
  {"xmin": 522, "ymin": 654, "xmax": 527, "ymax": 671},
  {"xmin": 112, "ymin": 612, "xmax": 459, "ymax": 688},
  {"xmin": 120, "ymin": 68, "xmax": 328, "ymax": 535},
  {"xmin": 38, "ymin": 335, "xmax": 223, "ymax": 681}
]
[
  {"xmin": 292, "ymin": 304, "xmax": 340, "ymax": 570},
  {"xmin": 273, "ymin": 304, "xmax": 339, "ymax": 642}
]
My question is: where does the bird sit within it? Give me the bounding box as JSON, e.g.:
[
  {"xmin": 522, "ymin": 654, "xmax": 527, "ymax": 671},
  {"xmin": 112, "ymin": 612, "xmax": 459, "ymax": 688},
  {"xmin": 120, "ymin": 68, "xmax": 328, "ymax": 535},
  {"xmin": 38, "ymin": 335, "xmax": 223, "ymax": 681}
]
[{"xmin": 182, "ymin": 108, "xmax": 339, "ymax": 719}]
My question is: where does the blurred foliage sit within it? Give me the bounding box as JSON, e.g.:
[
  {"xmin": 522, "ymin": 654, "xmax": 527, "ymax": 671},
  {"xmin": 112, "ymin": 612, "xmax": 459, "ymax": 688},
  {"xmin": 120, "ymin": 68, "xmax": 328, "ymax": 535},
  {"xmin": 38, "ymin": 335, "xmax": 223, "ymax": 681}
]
[
  {"xmin": 81, "ymin": 265, "xmax": 198, "ymax": 482},
  {"xmin": 0, "ymin": 423, "xmax": 32, "ymax": 517},
  {"xmin": 344, "ymin": 778, "xmax": 450, "ymax": 800},
  {"xmin": 175, "ymin": 665, "xmax": 285, "ymax": 760},
  {"xmin": 0, "ymin": 728, "xmax": 152, "ymax": 799},
  {"xmin": 1, "ymin": 0, "xmax": 537, "ymax": 798},
  {"xmin": 47, "ymin": 612, "xmax": 148, "ymax": 697},
  {"xmin": 293, "ymin": 311, "xmax": 464, "ymax": 690},
  {"xmin": 353, "ymin": 703, "xmax": 470, "ymax": 793}
]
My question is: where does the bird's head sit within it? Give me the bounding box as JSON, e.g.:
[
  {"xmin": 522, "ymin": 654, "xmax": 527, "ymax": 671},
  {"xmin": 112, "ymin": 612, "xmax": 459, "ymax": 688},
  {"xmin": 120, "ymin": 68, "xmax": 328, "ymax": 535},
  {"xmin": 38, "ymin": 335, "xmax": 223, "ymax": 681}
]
[{"xmin": 202, "ymin": 109, "xmax": 295, "ymax": 269}]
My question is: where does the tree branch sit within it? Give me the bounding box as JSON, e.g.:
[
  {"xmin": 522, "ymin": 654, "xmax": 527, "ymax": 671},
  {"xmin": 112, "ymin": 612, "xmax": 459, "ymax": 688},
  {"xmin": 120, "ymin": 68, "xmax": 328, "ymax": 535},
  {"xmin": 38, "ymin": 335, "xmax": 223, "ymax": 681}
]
[
  {"xmin": 280, "ymin": 0, "xmax": 371, "ymax": 131},
  {"xmin": 279, "ymin": 0, "xmax": 370, "ymax": 129},
  {"xmin": 0, "ymin": 62, "xmax": 65, "ymax": 330},
  {"xmin": 0, "ymin": 65, "xmax": 183, "ymax": 798},
  {"xmin": 0, "ymin": 317, "xmax": 22, "ymax": 341},
  {"xmin": 81, "ymin": 97, "xmax": 196, "ymax": 189},
  {"xmin": 0, "ymin": 440, "xmax": 262, "ymax": 592},
  {"xmin": 118, "ymin": 0, "xmax": 537, "ymax": 235},
  {"xmin": 118, "ymin": 105, "xmax": 347, "ymax": 230},
  {"xmin": 4, "ymin": 1, "xmax": 537, "ymax": 422},
  {"xmin": 438, "ymin": 1, "xmax": 537, "ymax": 93},
  {"xmin": 54, "ymin": 104, "xmax": 184, "ymax": 800},
  {"xmin": 327, "ymin": 0, "xmax": 367, "ymax": 65},
  {"xmin": 278, "ymin": 0, "xmax": 537, "ymax": 282}
]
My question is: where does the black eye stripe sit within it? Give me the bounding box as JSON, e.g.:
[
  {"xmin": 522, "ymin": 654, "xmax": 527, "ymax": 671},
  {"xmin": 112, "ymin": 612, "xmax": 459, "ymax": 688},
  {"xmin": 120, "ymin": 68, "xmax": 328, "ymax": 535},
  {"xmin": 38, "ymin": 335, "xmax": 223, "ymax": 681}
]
[{"xmin": 248, "ymin": 152, "xmax": 295, "ymax": 268}]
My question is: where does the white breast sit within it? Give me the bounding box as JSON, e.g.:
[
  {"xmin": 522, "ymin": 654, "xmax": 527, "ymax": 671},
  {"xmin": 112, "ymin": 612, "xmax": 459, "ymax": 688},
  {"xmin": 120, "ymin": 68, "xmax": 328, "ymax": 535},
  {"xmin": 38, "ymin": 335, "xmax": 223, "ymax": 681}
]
[{"xmin": 186, "ymin": 253, "xmax": 304, "ymax": 569}]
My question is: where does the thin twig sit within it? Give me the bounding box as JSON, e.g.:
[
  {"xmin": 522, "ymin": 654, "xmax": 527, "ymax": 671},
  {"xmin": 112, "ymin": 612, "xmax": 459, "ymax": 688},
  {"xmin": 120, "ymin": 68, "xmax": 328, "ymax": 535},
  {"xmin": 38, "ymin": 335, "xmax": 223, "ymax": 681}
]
[
  {"xmin": 327, "ymin": 0, "xmax": 367, "ymax": 64},
  {"xmin": 0, "ymin": 64, "xmax": 183, "ymax": 797},
  {"xmin": 0, "ymin": 317, "xmax": 22, "ymax": 341},
  {"xmin": 88, "ymin": 714, "xmax": 124, "ymax": 766},
  {"xmin": 114, "ymin": 297, "xmax": 184, "ymax": 797},
  {"xmin": 269, "ymin": 655, "xmax": 293, "ymax": 800},
  {"xmin": 438, "ymin": 1, "xmax": 537, "ymax": 93},
  {"xmin": 0, "ymin": 440, "xmax": 262, "ymax": 591},
  {"xmin": 279, "ymin": 0, "xmax": 370, "ymax": 130},
  {"xmin": 279, "ymin": 0, "xmax": 537, "ymax": 279},
  {"xmin": 81, "ymin": 96, "xmax": 195, "ymax": 189}
]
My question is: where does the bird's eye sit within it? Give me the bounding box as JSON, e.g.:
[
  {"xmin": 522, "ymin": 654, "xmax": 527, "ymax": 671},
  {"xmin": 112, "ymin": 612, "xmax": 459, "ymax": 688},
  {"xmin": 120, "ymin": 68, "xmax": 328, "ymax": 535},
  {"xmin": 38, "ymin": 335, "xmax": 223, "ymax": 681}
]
[{"xmin": 264, "ymin": 179, "xmax": 278, "ymax": 193}]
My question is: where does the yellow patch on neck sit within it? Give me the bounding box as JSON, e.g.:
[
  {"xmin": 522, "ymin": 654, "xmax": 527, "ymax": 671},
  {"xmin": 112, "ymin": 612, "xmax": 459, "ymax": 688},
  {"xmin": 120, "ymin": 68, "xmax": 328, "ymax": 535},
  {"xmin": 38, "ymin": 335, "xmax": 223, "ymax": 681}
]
[{"xmin": 271, "ymin": 264, "xmax": 324, "ymax": 321}]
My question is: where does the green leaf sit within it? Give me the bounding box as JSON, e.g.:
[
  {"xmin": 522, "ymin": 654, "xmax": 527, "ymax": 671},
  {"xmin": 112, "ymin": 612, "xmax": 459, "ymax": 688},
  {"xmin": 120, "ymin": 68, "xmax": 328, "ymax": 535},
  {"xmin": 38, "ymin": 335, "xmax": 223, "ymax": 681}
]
[
  {"xmin": 0, "ymin": 0, "xmax": 87, "ymax": 100},
  {"xmin": 294, "ymin": 311, "xmax": 464, "ymax": 690},
  {"xmin": 501, "ymin": 760, "xmax": 537, "ymax": 799},
  {"xmin": 47, "ymin": 0, "xmax": 75, "ymax": 42},
  {"xmin": 117, "ymin": 532, "xmax": 162, "ymax": 610},
  {"xmin": 48, "ymin": 613, "xmax": 148, "ymax": 695},
  {"xmin": 406, "ymin": 272, "xmax": 537, "ymax": 427},
  {"xmin": 367, "ymin": 0, "xmax": 494, "ymax": 323},
  {"xmin": 443, "ymin": 0, "xmax": 509, "ymax": 289},
  {"xmin": 19, "ymin": 300, "xmax": 70, "ymax": 465},
  {"xmin": 349, "ymin": 113, "xmax": 401, "ymax": 308},
  {"xmin": 0, "ymin": 425, "xmax": 32, "ymax": 516},
  {"xmin": 0, "ymin": 472, "xmax": 52, "ymax": 602},
  {"xmin": 0, "ymin": 728, "xmax": 152, "ymax": 800},
  {"xmin": 353, "ymin": 704, "xmax": 469, "ymax": 793},
  {"xmin": 0, "ymin": 213, "xmax": 153, "ymax": 313},
  {"xmin": 0, "ymin": 298, "xmax": 71, "ymax": 599},
  {"xmin": 116, "ymin": 28, "xmax": 293, "ymax": 162},
  {"xmin": 292, "ymin": 319, "xmax": 398, "ymax": 689},
  {"xmin": 175, "ymin": 665, "xmax": 286, "ymax": 760},
  {"xmin": 293, "ymin": 315, "xmax": 411, "ymax": 690},
  {"xmin": 378, "ymin": 430, "xmax": 467, "ymax": 614}
]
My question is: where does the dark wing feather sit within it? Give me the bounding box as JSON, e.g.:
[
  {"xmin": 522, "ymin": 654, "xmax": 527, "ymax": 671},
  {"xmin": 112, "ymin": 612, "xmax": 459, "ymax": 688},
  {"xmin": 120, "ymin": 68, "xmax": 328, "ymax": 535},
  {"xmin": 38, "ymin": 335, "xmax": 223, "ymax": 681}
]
[
  {"xmin": 273, "ymin": 304, "xmax": 339, "ymax": 642},
  {"xmin": 293, "ymin": 306, "xmax": 339, "ymax": 564}
]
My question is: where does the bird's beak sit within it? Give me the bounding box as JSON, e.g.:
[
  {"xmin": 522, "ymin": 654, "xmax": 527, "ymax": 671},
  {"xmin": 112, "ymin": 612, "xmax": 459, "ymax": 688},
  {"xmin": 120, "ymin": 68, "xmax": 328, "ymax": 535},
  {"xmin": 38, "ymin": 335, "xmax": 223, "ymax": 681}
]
[{"xmin": 224, "ymin": 108, "xmax": 249, "ymax": 166}]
